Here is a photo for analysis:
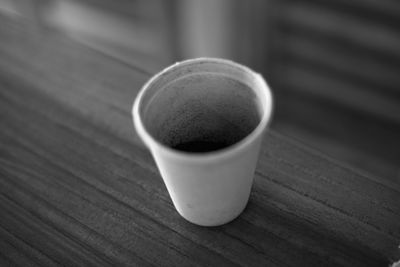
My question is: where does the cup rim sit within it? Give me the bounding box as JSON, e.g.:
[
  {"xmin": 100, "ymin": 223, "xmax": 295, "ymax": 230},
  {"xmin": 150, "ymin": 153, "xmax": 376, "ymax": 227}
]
[{"xmin": 132, "ymin": 57, "xmax": 274, "ymax": 162}]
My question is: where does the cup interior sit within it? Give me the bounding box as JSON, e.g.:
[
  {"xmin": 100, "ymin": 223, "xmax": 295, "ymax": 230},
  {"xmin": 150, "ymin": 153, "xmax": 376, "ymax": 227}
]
[{"xmin": 138, "ymin": 60, "xmax": 267, "ymax": 153}]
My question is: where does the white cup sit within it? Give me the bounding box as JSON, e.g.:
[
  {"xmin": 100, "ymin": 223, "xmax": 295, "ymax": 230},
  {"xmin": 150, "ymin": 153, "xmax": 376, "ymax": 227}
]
[{"xmin": 132, "ymin": 58, "xmax": 273, "ymax": 226}]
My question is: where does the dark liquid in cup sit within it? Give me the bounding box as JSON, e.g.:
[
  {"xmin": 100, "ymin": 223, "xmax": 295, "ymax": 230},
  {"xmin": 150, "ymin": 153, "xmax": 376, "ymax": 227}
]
[
  {"xmin": 173, "ymin": 140, "xmax": 231, "ymax": 153},
  {"xmin": 143, "ymin": 74, "xmax": 262, "ymax": 154}
]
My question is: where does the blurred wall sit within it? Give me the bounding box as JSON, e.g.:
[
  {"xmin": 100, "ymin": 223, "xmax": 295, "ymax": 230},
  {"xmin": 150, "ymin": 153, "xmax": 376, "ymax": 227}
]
[{"xmin": 176, "ymin": 0, "xmax": 234, "ymax": 59}]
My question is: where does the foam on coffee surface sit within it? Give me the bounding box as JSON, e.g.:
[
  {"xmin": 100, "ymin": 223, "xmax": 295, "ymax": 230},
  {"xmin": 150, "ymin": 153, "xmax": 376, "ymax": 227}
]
[{"xmin": 142, "ymin": 73, "xmax": 262, "ymax": 152}]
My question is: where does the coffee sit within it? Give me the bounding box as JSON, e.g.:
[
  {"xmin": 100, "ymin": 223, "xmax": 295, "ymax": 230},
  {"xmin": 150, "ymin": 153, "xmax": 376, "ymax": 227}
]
[
  {"xmin": 142, "ymin": 73, "xmax": 262, "ymax": 153},
  {"xmin": 173, "ymin": 140, "xmax": 231, "ymax": 153}
]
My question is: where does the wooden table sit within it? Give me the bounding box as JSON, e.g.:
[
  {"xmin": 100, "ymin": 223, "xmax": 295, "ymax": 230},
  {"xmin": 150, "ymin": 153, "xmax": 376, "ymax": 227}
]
[{"xmin": 0, "ymin": 16, "xmax": 399, "ymax": 267}]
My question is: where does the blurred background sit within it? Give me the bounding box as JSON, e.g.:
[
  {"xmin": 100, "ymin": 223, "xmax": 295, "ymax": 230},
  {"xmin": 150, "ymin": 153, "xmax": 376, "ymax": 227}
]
[{"xmin": 1, "ymin": 0, "xmax": 399, "ymax": 183}]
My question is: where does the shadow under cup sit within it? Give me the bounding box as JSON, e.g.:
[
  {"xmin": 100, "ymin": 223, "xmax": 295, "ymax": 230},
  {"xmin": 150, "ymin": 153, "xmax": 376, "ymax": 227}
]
[{"xmin": 139, "ymin": 61, "xmax": 265, "ymax": 153}]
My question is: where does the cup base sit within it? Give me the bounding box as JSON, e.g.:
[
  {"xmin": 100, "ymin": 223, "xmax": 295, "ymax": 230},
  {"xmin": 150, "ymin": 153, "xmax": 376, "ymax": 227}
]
[{"xmin": 174, "ymin": 199, "xmax": 249, "ymax": 227}]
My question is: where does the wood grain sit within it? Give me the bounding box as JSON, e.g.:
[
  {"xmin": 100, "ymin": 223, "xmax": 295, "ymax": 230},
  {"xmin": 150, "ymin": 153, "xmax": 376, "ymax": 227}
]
[
  {"xmin": 269, "ymin": 0, "xmax": 400, "ymax": 184},
  {"xmin": 0, "ymin": 15, "xmax": 399, "ymax": 267},
  {"xmin": 273, "ymin": 92, "xmax": 400, "ymax": 183}
]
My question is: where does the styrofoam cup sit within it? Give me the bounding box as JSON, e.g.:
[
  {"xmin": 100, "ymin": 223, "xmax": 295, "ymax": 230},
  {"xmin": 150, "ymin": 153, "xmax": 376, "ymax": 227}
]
[{"xmin": 132, "ymin": 58, "xmax": 273, "ymax": 226}]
